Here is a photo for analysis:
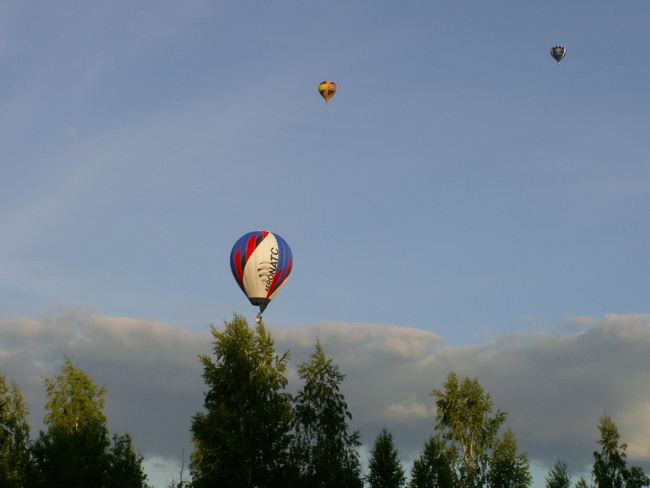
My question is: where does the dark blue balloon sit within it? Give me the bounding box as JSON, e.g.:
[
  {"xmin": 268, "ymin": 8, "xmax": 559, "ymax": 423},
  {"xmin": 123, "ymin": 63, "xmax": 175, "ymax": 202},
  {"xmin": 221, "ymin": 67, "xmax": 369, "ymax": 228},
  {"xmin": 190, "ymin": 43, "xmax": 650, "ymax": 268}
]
[{"xmin": 551, "ymin": 45, "xmax": 567, "ymax": 64}]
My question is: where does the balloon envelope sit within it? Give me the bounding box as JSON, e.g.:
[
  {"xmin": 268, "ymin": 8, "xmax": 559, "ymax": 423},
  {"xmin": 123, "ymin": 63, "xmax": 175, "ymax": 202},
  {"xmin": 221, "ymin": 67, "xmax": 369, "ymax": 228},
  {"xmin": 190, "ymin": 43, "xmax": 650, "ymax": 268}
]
[
  {"xmin": 550, "ymin": 45, "xmax": 567, "ymax": 63},
  {"xmin": 230, "ymin": 231, "xmax": 293, "ymax": 313},
  {"xmin": 318, "ymin": 81, "xmax": 337, "ymax": 103}
]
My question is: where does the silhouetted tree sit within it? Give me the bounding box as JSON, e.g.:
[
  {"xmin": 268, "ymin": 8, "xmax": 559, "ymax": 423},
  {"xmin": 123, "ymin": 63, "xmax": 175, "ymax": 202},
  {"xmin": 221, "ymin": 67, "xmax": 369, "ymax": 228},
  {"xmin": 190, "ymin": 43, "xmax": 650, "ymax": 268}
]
[
  {"xmin": 592, "ymin": 414, "xmax": 648, "ymax": 488},
  {"xmin": 367, "ymin": 427, "xmax": 405, "ymax": 488},
  {"xmin": 106, "ymin": 433, "xmax": 149, "ymax": 487},
  {"xmin": 545, "ymin": 459, "xmax": 571, "ymax": 488},
  {"xmin": 409, "ymin": 434, "xmax": 456, "ymax": 488},
  {"xmin": 488, "ymin": 428, "xmax": 532, "ymax": 488},
  {"xmin": 290, "ymin": 340, "xmax": 362, "ymax": 488}
]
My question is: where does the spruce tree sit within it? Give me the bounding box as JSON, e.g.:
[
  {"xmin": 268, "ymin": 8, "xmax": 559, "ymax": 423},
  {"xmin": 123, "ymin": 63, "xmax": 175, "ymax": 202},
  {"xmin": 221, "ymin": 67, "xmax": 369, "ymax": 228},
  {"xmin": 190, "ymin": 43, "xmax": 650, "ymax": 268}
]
[
  {"xmin": 488, "ymin": 428, "xmax": 532, "ymax": 488},
  {"xmin": 409, "ymin": 434, "xmax": 456, "ymax": 488},
  {"xmin": 367, "ymin": 427, "xmax": 405, "ymax": 488},
  {"xmin": 290, "ymin": 340, "xmax": 362, "ymax": 488}
]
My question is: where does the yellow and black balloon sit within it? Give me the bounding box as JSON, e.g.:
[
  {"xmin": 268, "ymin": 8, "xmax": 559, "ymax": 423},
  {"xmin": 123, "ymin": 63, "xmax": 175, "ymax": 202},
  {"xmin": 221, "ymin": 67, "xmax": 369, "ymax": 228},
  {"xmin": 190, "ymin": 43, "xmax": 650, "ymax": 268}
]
[{"xmin": 318, "ymin": 81, "xmax": 337, "ymax": 104}]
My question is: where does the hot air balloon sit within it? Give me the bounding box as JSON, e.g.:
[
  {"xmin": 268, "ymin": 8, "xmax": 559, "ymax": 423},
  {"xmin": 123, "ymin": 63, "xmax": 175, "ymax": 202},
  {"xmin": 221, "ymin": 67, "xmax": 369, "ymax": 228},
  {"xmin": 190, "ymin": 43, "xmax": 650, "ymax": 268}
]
[
  {"xmin": 550, "ymin": 45, "xmax": 567, "ymax": 64},
  {"xmin": 230, "ymin": 231, "xmax": 293, "ymax": 322},
  {"xmin": 318, "ymin": 81, "xmax": 337, "ymax": 103}
]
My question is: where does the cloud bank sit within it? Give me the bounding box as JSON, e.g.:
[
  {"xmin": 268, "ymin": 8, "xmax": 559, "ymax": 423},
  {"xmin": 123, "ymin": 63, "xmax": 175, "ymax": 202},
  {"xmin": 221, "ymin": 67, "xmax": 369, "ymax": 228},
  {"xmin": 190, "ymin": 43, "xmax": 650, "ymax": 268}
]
[{"xmin": 1, "ymin": 310, "xmax": 649, "ymax": 485}]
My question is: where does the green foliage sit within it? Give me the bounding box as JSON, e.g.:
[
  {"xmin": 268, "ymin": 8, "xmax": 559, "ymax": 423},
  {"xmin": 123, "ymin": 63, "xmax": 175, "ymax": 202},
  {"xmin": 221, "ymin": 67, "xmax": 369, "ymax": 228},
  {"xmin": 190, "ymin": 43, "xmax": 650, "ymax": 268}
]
[
  {"xmin": 626, "ymin": 468, "xmax": 650, "ymax": 488},
  {"xmin": 592, "ymin": 414, "xmax": 649, "ymax": 488},
  {"xmin": 545, "ymin": 459, "xmax": 572, "ymax": 488},
  {"xmin": 410, "ymin": 372, "xmax": 534, "ymax": 488},
  {"xmin": 488, "ymin": 428, "xmax": 532, "ymax": 488},
  {"xmin": 106, "ymin": 434, "xmax": 150, "ymax": 487},
  {"xmin": 367, "ymin": 427, "xmax": 406, "ymax": 488},
  {"xmin": 43, "ymin": 356, "xmax": 108, "ymax": 434},
  {"xmin": 290, "ymin": 340, "xmax": 362, "ymax": 488},
  {"xmin": 593, "ymin": 415, "xmax": 627, "ymax": 488},
  {"xmin": 10, "ymin": 329, "xmax": 650, "ymax": 488},
  {"xmin": 0, "ymin": 373, "xmax": 33, "ymax": 487},
  {"xmin": 575, "ymin": 477, "xmax": 591, "ymax": 488},
  {"xmin": 30, "ymin": 423, "xmax": 110, "ymax": 487},
  {"xmin": 432, "ymin": 372, "xmax": 507, "ymax": 488},
  {"xmin": 409, "ymin": 434, "xmax": 456, "ymax": 488},
  {"xmin": 30, "ymin": 357, "xmax": 112, "ymax": 487},
  {"xmin": 28, "ymin": 357, "xmax": 149, "ymax": 488},
  {"xmin": 190, "ymin": 314, "xmax": 293, "ymax": 488}
]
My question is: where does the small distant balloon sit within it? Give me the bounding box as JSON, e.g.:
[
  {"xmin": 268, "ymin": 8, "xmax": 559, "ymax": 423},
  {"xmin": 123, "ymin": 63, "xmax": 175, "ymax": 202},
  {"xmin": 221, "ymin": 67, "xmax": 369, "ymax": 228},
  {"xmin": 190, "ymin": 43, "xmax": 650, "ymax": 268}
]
[
  {"xmin": 550, "ymin": 45, "xmax": 567, "ymax": 64},
  {"xmin": 230, "ymin": 231, "xmax": 293, "ymax": 319},
  {"xmin": 318, "ymin": 81, "xmax": 337, "ymax": 103}
]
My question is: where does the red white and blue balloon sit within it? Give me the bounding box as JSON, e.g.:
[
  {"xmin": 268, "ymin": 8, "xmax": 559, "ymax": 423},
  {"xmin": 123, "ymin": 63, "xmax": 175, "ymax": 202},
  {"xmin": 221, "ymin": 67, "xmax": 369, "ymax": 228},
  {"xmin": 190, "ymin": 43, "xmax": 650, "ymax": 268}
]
[{"xmin": 230, "ymin": 231, "xmax": 293, "ymax": 314}]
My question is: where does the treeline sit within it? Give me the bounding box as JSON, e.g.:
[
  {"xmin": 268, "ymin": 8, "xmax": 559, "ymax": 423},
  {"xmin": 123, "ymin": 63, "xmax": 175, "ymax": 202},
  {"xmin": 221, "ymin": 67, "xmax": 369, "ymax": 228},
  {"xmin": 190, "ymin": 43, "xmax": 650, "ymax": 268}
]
[
  {"xmin": 189, "ymin": 315, "xmax": 650, "ymax": 488},
  {"xmin": 1, "ymin": 314, "xmax": 649, "ymax": 488},
  {"xmin": 0, "ymin": 357, "xmax": 149, "ymax": 487}
]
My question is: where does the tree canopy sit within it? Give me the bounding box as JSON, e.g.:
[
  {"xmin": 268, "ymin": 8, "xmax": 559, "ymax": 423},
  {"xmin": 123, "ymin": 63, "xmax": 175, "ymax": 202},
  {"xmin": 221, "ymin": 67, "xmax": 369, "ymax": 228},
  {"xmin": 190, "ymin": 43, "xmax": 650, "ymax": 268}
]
[
  {"xmin": 190, "ymin": 314, "xmax": 293, "ymax": 488},
  {"xmin": 545, "ymin": 459, "xmax": 572, "ymax": 488},
  {"xmin": 29, "ymin": 357, "xmax": 148, "ymax": 488},
  {"xmin": 291, "ymin": 340, "xmax": 363, "ymax": 488},
  {"xmin": 0, "ymin": 373, "xmax": 32, "ymax": 487},
  {"xmin": 3, "ymin": 324, "xmax": 650, "ymax": 488},
  {"xmin": 592, "ymin": 414, "xmax": 649, "ymax": 488},
  {"xmin": 367, "ymin": 427, "xmax": 406, "ymax": 488},
  {"xmin": 409, "ymin": 434, "xmax": 456, "ymax": 488},
  {"xmin": 432, "ymin": 372, "xmax": 509, "ymax": 488},
  {"xmin": 488, "ymin": 428, "xmax": 532, "ymax": 488}
]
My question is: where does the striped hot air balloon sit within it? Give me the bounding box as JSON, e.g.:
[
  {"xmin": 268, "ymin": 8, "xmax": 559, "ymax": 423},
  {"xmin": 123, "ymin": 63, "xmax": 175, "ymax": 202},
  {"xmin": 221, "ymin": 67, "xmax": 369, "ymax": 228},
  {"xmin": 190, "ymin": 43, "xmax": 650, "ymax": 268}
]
[
  {"xmin": 230, "ymin": 231, "xmax": 293, "ymax": 321},
  {"xmin": 318, "ymin": 81, "xmax": 337, "ymax": 103}
]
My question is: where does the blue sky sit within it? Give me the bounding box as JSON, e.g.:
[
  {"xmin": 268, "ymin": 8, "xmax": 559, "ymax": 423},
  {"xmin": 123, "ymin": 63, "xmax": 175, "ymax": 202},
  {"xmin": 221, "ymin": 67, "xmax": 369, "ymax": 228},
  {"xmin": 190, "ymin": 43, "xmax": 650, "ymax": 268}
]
[{"xmin": 2, "ymin": 2, "xmax": 650, "ymax": 486}]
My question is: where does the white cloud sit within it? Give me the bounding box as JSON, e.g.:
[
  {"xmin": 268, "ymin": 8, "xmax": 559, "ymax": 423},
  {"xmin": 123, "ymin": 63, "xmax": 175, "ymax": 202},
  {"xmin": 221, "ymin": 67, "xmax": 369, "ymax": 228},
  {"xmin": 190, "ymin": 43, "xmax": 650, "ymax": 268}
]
[
  {"xmin": 143, "ymin": 454, "xmax": 190, "ymax": 488},
  {"xmin": 381, "ymin": 394, "xmax": 432, "ymax": 423},
  {"xmin": 1, "ymin": 310, "xmax": 650, "ymax": 486}
]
